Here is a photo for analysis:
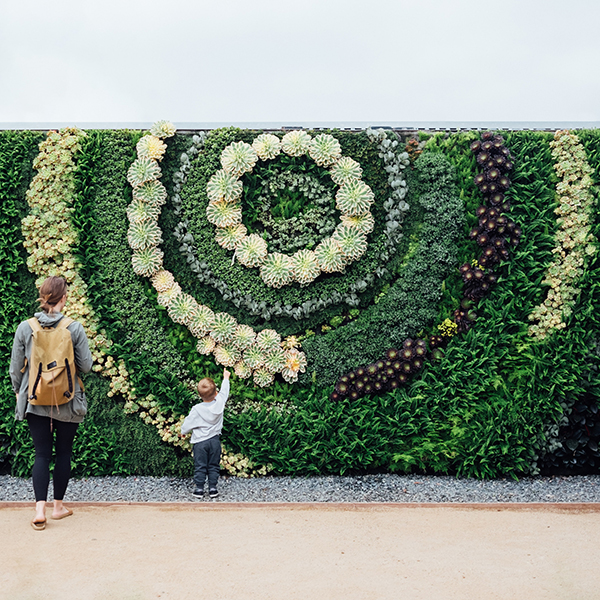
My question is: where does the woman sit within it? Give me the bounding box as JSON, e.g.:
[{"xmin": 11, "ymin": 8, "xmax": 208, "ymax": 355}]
[{"xmin": 10, "ymin": 276, "xmax": 93, "ymax": 530}]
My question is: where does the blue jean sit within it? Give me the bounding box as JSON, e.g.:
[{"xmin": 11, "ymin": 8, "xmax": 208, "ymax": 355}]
[{"xmin": 192, "ymin": 435, "xmax": 221, "ymax": 490}]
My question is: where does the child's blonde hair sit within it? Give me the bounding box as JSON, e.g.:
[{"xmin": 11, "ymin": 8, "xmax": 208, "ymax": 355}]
[{"xmin": 198, "ymin": 377, "xmax": 217, "ymax": 401}]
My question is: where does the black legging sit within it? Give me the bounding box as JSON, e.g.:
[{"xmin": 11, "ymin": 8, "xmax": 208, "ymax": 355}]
[{"xmin": 26, "ymin": 413, "xmax": 79, "ymax": 502}]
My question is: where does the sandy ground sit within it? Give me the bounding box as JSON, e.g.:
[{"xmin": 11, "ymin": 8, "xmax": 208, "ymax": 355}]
[{"xmin": 2, "ymin": 503, "xmax": 600, "ymax": 600}]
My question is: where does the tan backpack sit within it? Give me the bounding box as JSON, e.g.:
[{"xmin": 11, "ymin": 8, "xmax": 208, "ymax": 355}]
[{"xmin": 25, "ymin": 317, "xmax": 78, "ymax": 406}]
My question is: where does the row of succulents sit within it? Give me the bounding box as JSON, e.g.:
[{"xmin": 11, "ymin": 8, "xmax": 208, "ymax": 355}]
[
  {"xmin": 331, "ymin": 131, "xmax": 522, "ymax": 402},
  {"xmin": 528, "ymin": 130, "xmax": 597, "ymax": 340},
  {"xmin": 207, "ymin": 132, "xmax": 376, "ymax": 287},
  {"xmin": 20, "ymin": 128, "xmax": 137, "ymax": 402},
  {"xmin": 170, "ymin": 129, "xmax": 409, "ymax": 324},
  {"xmin": 126, "ymin": 122, "xmax": 307, "ymax": 387}
]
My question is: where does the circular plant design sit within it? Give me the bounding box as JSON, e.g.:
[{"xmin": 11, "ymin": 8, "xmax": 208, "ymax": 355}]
[
  {"xmin": 126, "ymin": 122, "xmax": 308, "ymax": 387},
  {"xmin": 207, "ymin": 132, "xmax": 375, "ymax": 288}
]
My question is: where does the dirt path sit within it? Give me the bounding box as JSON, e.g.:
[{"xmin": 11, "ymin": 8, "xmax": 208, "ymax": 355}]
[{"xmin": 2, "ymin": 503, "xmax": 600, "ymax": 600}]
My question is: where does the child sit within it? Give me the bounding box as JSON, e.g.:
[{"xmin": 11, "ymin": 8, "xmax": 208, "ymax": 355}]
[{"xmin": 181, "ymin": 369, "xmax": 230, "ymax": 498}]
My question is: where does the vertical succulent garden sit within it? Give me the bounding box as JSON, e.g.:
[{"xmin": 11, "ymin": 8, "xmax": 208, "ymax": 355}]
[{"xmin": 1, "ymin": 124, "xmax": 599, "ymax": 479}]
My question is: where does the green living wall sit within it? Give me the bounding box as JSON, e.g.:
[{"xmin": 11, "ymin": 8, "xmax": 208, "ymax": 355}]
[{"xmin": 1, "ymin": 124, "xmax": 599, "ymax": 479}]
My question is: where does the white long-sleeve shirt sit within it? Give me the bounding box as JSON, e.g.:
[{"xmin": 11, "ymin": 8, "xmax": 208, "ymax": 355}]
[{"xmin": 181, "ymin": 378, "xmax": 230, "ymax": 444}]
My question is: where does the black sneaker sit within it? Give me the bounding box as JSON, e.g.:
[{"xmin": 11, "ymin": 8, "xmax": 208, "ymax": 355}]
[
  {"xmin": 192, "ymin": 488, "xmax": 204, "ymax": 498},
  {"xmin": 209, "ymin": 488, "xmax": 218, "ymax": 498}
]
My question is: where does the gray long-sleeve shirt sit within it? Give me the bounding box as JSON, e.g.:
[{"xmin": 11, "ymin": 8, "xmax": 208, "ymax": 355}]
[
  {"xmin": 181, "ymin": 378, "xmax": 230, "ymax": 444},
  {"xmin": 10, "ymin": 311, "xmax": 93, "ymax": 422}
]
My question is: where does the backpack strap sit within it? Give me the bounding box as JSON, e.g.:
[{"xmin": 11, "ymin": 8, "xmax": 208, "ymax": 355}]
[
  {"xmin": 27, "ymin": 317, "xmax": 41, "ymax": 332},
  {"xmin": 56, "ymin": 317, "xmax": 74, "ymax": 329}
]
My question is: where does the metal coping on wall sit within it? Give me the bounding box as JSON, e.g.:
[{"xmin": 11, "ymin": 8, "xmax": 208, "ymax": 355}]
[{"xmin": 1, "ymin": 121, "xmax": 599, "ymax": 135}]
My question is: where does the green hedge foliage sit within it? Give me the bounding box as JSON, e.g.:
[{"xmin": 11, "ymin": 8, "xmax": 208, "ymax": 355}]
[{"xmin": 1, "ymin": 127, "xmax": 599, "ymax": 479}]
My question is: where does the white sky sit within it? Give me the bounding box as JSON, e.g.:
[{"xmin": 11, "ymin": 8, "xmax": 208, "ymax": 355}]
[{"xmin": 1, "ymin": 0, "xmax": 599, "ymax": 124}]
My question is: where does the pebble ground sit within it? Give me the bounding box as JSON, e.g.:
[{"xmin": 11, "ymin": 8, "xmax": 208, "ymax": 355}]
[{"xmin": 2, "ymin": 473, "xmax": 600, "ymax": 502}]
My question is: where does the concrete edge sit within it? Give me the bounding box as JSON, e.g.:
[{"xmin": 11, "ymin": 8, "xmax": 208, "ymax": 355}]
[{"xmin": 1, "ymin": 501, "xmax": 600, "ymax": 512}]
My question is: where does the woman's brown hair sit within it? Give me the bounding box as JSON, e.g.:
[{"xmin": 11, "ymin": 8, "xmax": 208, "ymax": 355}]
[{"xmin": 38, "ymin": 276, "xmax": 67, "ymax": 313}]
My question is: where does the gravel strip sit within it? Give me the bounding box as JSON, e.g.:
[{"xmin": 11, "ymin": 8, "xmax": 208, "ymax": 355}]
[{"xmin": 2, "ymin": 474, "xmax": 600, "ymax": 503}]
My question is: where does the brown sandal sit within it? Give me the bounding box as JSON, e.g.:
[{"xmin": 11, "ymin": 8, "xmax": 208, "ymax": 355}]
[
  {"xmin": 51, "ymin": 508, "xmax": 73, "ymax": 520},
  {"xmin": 31, "ymin": 519, "xmax": 46, "ymax": 531}
]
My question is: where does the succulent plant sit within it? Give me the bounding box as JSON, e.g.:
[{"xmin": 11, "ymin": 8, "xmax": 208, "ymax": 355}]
[
  {"xmin": 291, "ymin": 249, "xmax": 321, "ymax": 285},
  {"xmin": 209, "ymin": 312, "xmax": 238, "ymax": 344},
  {"xmin": 156, "ymin": 282, "xmax": 182, "ymax": 307},
  {"xmin": 315, "ymin": 238, "xmax": 346, "ymax": 273},
  {"xmin": 281, "ymin": 130, "xmax": 312, "ymax": 157},
  {"xmin": 340, "ymin": 212, "xmax": 375, "ymax": 235},
  {"xmin": 335, "ymin": 180, "xmax": 375, "ymax": 216},
  {"xmin": 233, "ymin": 360, "xmax": 252, "ymax": 379},
  {"xmin": 126, "ymin": 198, "xmax": 161, "ymax": 224},
  {"xmin": 332, "ymin": 225, "xmax": 368, "ymax": 261},
  {"xmin": 136, "ymin": 135, "xmax": 167, "ymax": 161},
  {"xmin": 167, "ymin": 292, "xmax": 199, "ymax": 325},
  {"xmin": 214, "ymin": 344, "xmax": 242, "ymax": 368},
  {"xmin": 281, "ymin": 349, "xmax": 307, "ymax": 383},
  {"xmin": 308, "ymin": 134, "xmax": 342, "ymax": 167},
  {"xmin": 253, "ymin": 367, "xmax": 274, "ymax": 388},
  {"xmin": 256, "ymin": 328, "xmax": 282, "ymax": 352},
  {"xmin": 236, "ymin": 234, "xmax": 268, "ymax": 268},
  {"xmin": 221, "ymin": 141, "xmax": 258, "ymax": 176},
  {"xmin": 151, "ymin": 269, "xmax": 175, "ymax": 292},
  {"xmin": 189, "ymin": 305, "xmax": 215, "ymax": 338},
  {"xmin": 330, "ymin": 156, "xmax": 363, "ymax": 186},
  {"xmin": 131, "ymin": 246, "xmax": 163, "ymax": 277},
  {"xmin": 215, "ymin": 223, "xmax": 248, "ymax": 250},
  {"xmin": 132, "ymin": 180, "xmax": 168, "ymax": 207},
  {"xmin": 243, "ymin": 345, "xmax": 266, "ymax": 370},
  {"xmin": 263, "ymin": 347, "xmax": 286, "ymax": 373},
  {"xmin": 150, "ymin": 120, "xmax": 176, "ymax": 139},
  {"xmin": 206, "ymin": 200, "xmax": 243, "ymax": 228},
  {"xmin": 252, "ymin": 133, "xmax": 282, "ymax": 160},
  {"xmin": 127, "ymin": 220, "xmax": 162, "ymax": 250},
  {"xmin": 232, "ymin": 324, "xmax": 256, "ymax": 350},
  {"xmin": 260, "ymin": 252, "xmax": 295, "ymax": 288},
  {"xmin": 196, "ymin": 336, "xmax": 216, "ymax": 355},
  {"xmin": 127, "ymin": 158, "xmax": 161, "ymax": 187},
  {"xmin": 206, "ymin": 169, "xmax": 243, "ymax": 203}
]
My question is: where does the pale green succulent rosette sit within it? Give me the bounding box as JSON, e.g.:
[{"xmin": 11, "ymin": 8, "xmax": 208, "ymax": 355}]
[
  {"xmin": 215, "ymin": 223, "xmax": 247, "ymax": 250},
  {"xmin": 136, "ymin": 135, "xmax": 167, "ymax": 161},
  {"xmin": 214, "ymin": 344, "xmax": 242, "ymax": 368},
  {"xmin": 150, "ymin": 120, "xmax": 176, "ymax": 138},
  {"xmin": 206, "ymin": 200, "xmax": 243, "ymax": 228},
  {"xmin": 207, "ymin": 169, "xmax": 243, "ymax": 203},
  {"xmin": 332, "ymin": 225, "xmax": 368, "ymax": 262},
  {"xmin": 232, "ymin": 324, "xmax": 257, "ymax": 350},
  {"xmin": 127, "ymin": 220, "xmax": 163, "ymax": 250},
  {"xmin": 281, "ymin": 130, "xmax": 312, "ymax": 157},
  {"xmin": 197, "ymin": 336, "xmax": 216, "ymax": 355},
  {"xmin": 151, "ymin": 269, "xmax": 175, "ymax": 292},
  {"xmin": 253, "ymin": 367, "xmax": 275, "ymax": 388},
  {"xmin": 189, "ymin": 305, "xmax": 216, "ymax": 338},
  {"xmin": 221, "ymin": 141, "xmax": 258, "ymax": 177},
  {"xmin": 133, "ymin": 180, "xmax": 168, "ymax": 207},
  {"xmin": 127, "ymin": 198, "xmax": 161, "ymax": 224},
  {"xmin": 255, "ymin": 328, "xmax": 282, "ymax": 352},
  {"xmin": 315, "ymin": 237, "xmax": 346, "ymax": 273},
  {"xmin": 243, "ymin": 345, "xmax": 266, "ymax": 370},
  {"xmin": 308, "ymin": 133, "xmax": 342, "ymax": 167},
  {"xmin": 259, "ymin": 252, "xmax": 295, "ymax": 288},
  {"xmin": 291, "ymin": 249, "xmax": 321, "ymax": 286},
  {"xmin": 335, "ymin": 179, "xmax": 375, "ymax": 215},
  {"xmin": 340, "ymin": 212, "xmax": 375, "ymax": 235},
  {"xmin": 252, "ymin": 133, "xmax": 282, "ymax": 160},
  {"xmin": 234, "ymin": 360, "xmax": 252, "ymax": 379},
  {"xmin": 330, "ymin": 156, "xmax": 363, "ymax": 186},
  {"xmin": 209, "ymin": 312, "xmax": 238, "ymax": 344},
  {"xmin": 235, "ymin": 233, "xmax": 268, "ymax": 268},
  {"xmin": 132, "ymin": 246, "xmax": 164, "ymax": 277},
  {"xmin": 167, "ymin": 292, "xmax": 199, "ymax": 326},
  {"xmin": 127, "ymin": 158, "xmax": 161, "ymax": 187}
]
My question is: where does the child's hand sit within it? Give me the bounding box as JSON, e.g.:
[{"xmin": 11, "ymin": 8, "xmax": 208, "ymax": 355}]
[{"xmin": 223, "ymin": 368, "xmax": 231, "ymax": 379}]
